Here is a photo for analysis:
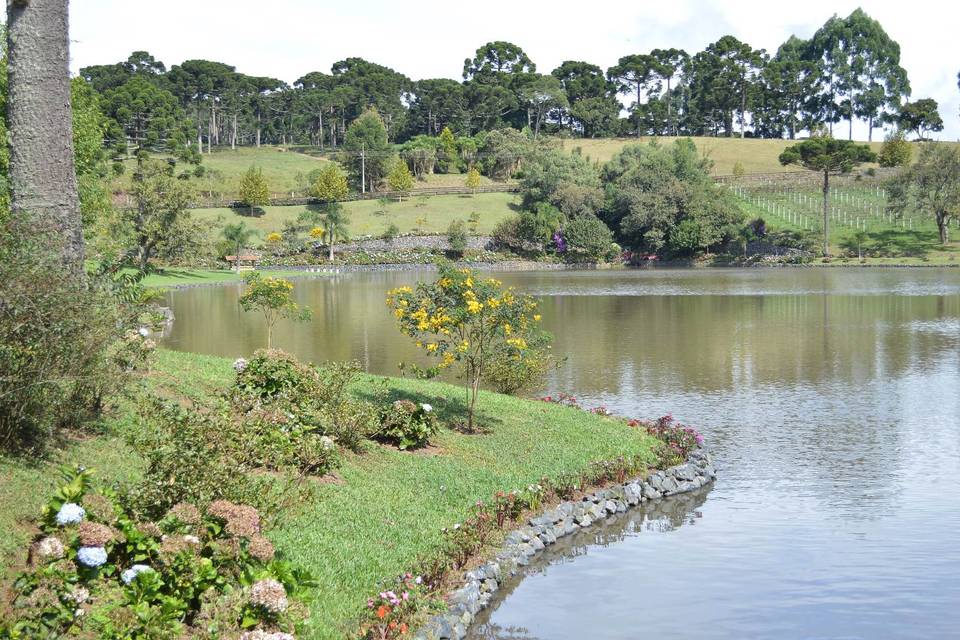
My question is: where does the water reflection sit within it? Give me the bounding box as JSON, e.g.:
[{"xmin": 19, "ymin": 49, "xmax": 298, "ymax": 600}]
[{"xmin": 469, "ymin": 488, "xmax": 713, "ymax": 640}]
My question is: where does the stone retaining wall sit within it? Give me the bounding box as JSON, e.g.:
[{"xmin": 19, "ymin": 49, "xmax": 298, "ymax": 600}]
[{"xmin": 413, "ymin": 447, "xmax": 716, "ymax": 640}]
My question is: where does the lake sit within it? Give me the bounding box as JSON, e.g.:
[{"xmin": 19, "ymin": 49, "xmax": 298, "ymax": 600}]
[{"xmin": 165, "ymin": 267, "xmax": 960, "ymax": 639}]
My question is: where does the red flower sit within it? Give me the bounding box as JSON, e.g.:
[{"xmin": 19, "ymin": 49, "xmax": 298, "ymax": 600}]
[{"xmin": 377, "ymin": 604, "xmax": 390, "ymax": 619}]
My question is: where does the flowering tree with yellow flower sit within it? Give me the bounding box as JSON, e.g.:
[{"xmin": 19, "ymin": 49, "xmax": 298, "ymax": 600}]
[
  {"xmin": 386, "ymin": 264, "xmax": 543, "ymax": 432},
  {"xmin": 240, "ymin": 272, "xmax": 312, "ymax": 349}
]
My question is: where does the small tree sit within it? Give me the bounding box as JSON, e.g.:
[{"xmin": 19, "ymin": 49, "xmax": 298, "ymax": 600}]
[
  {"xmin": 852, "ymin": 229, "xmax": 868, "ymax": 260},
  {"xmin": 222, "ymin": 222, "xmax": 253, "ymax": 272},
  {"xmin": 386, "ymin": 265, "xmax": 544, "ymax": 432},
  {"xmin": 447, "ymin": 219, "xmax": 467, "ymax": 256},
  {"xmin": 127, "ymin": 159, "xmax": 195, "ymax": 270},
  {"xmin": 779, "ymin": 137, "xmax": 875, "ymax": 256},
  {"xmin": 438, "ymin": 127, "xmax": 457, "ymax": 173},
  {"xmin": 465, "ymin": 167, "xmax": 481, "ymax": 195},
  {"xmin": 468, "ymin": 211, "xmax": 481, "ymax": 234},
  {"xmin": 239, "ymin": 272, "xmax": 311, "ymax": 349},
  {"xmin": 311, "ymin": 163, "xmax": 349, "ymax": 203},
  {"xmin": 387, "ymin": 161, "xmax": 414, "ymax": 201},
  {"xmin": 887, "ymin": 143, "xmax": 960, "ymax": 245},
  {"xmin": 877, "ymin": 130, "xmax": 912, "ymax": 168},
  {"xmin": 238, "ymin": 166, "xmax": 269, "ymax": 213},
  {"xmin": 321, "ymin": 207, "xmax": 349, "ymax": 261}
]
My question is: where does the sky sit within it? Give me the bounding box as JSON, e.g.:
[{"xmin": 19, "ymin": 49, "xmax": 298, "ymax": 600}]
[{"xmin": 70, "ymin": 0, "xmax": 960, "ymax": 140}]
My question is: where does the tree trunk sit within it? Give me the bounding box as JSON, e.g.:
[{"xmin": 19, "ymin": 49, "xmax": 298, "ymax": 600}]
[
  {"xmin": 822, "ymin": 170, "xmax": 831, "ymax": 256},
  {"xmin": 740, "ymin": 89, "xmax": 746, "ymax": 139},
  {"xmin": 636, "ymin": 83, "xmax": 642, "ymax": 138},
  {"xmin": 328, "ymin": 238, "xmax": 334, "ymax": 262},
  {"xmin": 868, "ymin": 116, "xmax": 873, "ymax": 142},
  {"xmin": 7, "ymin": 0, "xmax": 83, "ymax": 268},
  {"xmin": 666, "ymin": 77, "xmax": 673, "ymax": 136},
  {"xmin": 938, "ymin": 213, "xmax": 948, "ymax": 244}
]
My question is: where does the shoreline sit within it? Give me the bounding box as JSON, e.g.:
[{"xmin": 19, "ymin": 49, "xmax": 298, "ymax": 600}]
[
  {"xmin": 152, "ymin": 259, "xmax": 959, "ymax": 290},
  {"xmin": 413, "ymin": 448, "xmax": 717, "ymax": 640}
]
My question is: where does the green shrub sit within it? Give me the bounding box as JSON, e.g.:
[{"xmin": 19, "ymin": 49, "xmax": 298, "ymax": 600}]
[
  {"xmin": 1, "ymin": 467, "xmax": 314, "ymax": 639},
  {"xmin": 373, "ymin": 399, "xmax": 438, "ymax": 450},
  {"xmin": 233, "ymin": 350, "xmax": 378, "ymax": 455},
  {"xmin": 561, "ymin": 216, "xmax": 615, "ymax": 263},
  {"xmin": 447, "ymin": 219, "xmax": 468, "ymax": 256},
  {"xmin": 878, "ymin": 130, "xmax": 912, "ymax": 168},
  {"xmin": 0, "ymin": 226, "xmax": 131, "ymax": 452},
  {"xmin": 127, "ymin": 397, "xmax": 310, "ymax": 519},
  {"xmin": 383, "ymin": 222, "xmax": 400, "ymax": 242}
]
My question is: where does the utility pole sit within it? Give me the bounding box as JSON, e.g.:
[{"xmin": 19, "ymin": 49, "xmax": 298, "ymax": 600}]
[{"xmin": 361, "ymin": 143, "xmax": 366, "ymax": 195}]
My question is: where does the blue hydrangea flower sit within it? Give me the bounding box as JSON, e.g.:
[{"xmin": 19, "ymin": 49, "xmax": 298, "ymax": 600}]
[
  {"xmin": 55, "ymin": 503, "xmax": 85, "ymax": 526},
  {"xmin": 76, "ymin": 546, "xmax": 108, "ymax": 568},
  {"xmin": 121, "ymin": 564, "xmax": 153, "ymax": 584}
]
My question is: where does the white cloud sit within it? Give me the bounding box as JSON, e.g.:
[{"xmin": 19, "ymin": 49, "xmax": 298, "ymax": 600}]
[{"xmin": 70, "ymin": 0, "xmax": 960, "ymax": 139}]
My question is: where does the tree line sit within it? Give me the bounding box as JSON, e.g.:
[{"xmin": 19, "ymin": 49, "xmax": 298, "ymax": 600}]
[{"xmin": 80, "ymin": 8, "xmax": 953, "ymax": 162}]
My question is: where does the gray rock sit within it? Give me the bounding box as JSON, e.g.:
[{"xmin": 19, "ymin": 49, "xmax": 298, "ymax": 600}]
[
  {"xmin": 675, "ymin": 480, "xmax": 696, "ymax": 493},
  {"xmin": 614, "ymin": 499, "xmax": 627, "ymax": 513},
  {"xmin": 529, "ymin": 536, "xmax": 545, "ymax": 551},
  {"xmin": 539, "ymin": 529, "xmax": 557, "ymax": 545},
  {"xmin": 557, "ymin": 501, "xmax": 574, "ymax": 517},
  {"xmin": 563, "ymin": 518, "xmax": 579, "ymax": 534},
  {"xmin": 661, "ymin": 476, "xmax": 679, "ymax": 494},
  {"xmin": 672, "ymin": 463, "xmax": 698, "ymax": 481},
  {"xmin": 481, "ymin": 578, "xmax": 498, "ymax": 593},
  {"xmin": 642, "ymin": 484, "xmax": 662, "ymax": 500},
  {"xmin": 604, "ymin": 499, "xmax": 618, "ymax": 514},
  {"xmin": 647, "ymin": 474, "xmax": 665, "ymax": 491},
  {"xmin": 578, "ymin": 515, "xmax": 593, "ymax": 528}
]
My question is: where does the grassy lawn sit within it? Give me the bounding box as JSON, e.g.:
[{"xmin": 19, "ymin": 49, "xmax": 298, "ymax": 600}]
[
  {"xmin": 110, "ymin": 146, "xmax": 508, "ymax": 202},
  {"xmin": 0, "ymin": 349, "xmax": 657, "ymax": 637},
  {"xmin": 192, "ymin": 192, "xmax": 519, "ymax": 241},
  {"xmin": 139, "ymin": 267, "xmax": 321, "ymax": 288}
]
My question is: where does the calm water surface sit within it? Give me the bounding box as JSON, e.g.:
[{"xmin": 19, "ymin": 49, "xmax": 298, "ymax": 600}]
[{"xmin": 166, "ymin": 268, "xmax": 960, "ymax": 639}]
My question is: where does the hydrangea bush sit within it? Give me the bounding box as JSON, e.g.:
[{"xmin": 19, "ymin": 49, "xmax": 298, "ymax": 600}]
[
  {"xmin": 374, "ymin": 400, "xmax": 438, "ymax": 450},
  {"xmin": 2, "ymin": 467, "xmax": 315, "ymax": 639}
]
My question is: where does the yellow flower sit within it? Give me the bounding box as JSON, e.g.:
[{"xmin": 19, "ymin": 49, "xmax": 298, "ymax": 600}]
[
  {"xmin": 440, "ymin": 352, "xmax": 455, "ymax": 368},
  {"xmin": 503, "ymin": 323, "xmax": 512, "ymax": 335},
  {"xmin": 533, "ymin": 314, "xmax": 541, "ymax": 321},
  {"xmin": 457, "ymin": 339, "xmax": 470, "ymax": 353},
  {"xmin": 466, "ymin": 299, "xmax": 482, "ymax": 314},
  {"xmin": 426, "ymin": 343, "xmax": 438, "ymax": 352},
  {"xmin": 465, "ymin": 277, "xmax": 473, "ymax": 288}
]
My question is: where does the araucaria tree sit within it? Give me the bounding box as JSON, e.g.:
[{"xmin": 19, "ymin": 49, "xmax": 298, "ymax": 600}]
[
  {"xmin": 7, "ymin": 0, "xmax": 83, "ymax": 267},
  {"xmin": 238, "ymin": 166, "xmax": 269, "ymax": 212},
  {"xmin": 239, "ymin": 272, "xmax": 311, "ymax": 349},
  {"xmin": 386, "ymin": 265, "xmax": 543, "ymax": 432},
  {"xmin": 778, "ymin": 137, "xmax": 875, "ymax": 256},
  {"xmin": 887, "ymin": 143, "xmax": 960, "ymax": 245}
]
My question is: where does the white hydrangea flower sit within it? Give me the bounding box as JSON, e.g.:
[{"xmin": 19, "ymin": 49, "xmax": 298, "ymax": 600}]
[
  {"xmin": 121, "ymin": 564, "xmax": 154, "ymax": 584},
  {"xmin": 233, "ymin": 357, "xmax": 248, "ymax": 372},
  {"xmin": 76, "ymin": 546, "xmax": 108, "ymax": 568},
  {"xmin": 420, "ymin": 403, "xmax": 433, "ymax": 413},
  {"xmin": 137, "ymin": 327, "xmax": 150, "ymax": 337},
  {"xmin": 55, "ymin": 503, "xmax": 85, "ymax": 526},
  {"xmin": 319, "ymin": 435, "xmax": 336, "ymax": 450}
]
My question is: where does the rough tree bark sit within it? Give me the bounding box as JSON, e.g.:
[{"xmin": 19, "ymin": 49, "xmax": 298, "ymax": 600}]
[{"xmin": 7, "ymin": 0, "xmax": 83, "ymax": 267}]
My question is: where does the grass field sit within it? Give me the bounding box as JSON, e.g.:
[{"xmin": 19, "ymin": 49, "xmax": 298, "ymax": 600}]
[
  {"xmin": 110, "ymin": 146, "xmax": 507, "ymax": 202},
  {"xmin": 560, "ymin": 136, "xmax": 889, "ymax": 175},
  {"xmin": 138, "ymin": 267, "xmax": 322, "ymax": 288},
  {"xmin": 192, "ymin": 191, "xmax": 519, "ymax": 241},
  {"xmin": 0, "ymin": 349, "xmax": 657, "ymax": 637}
]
